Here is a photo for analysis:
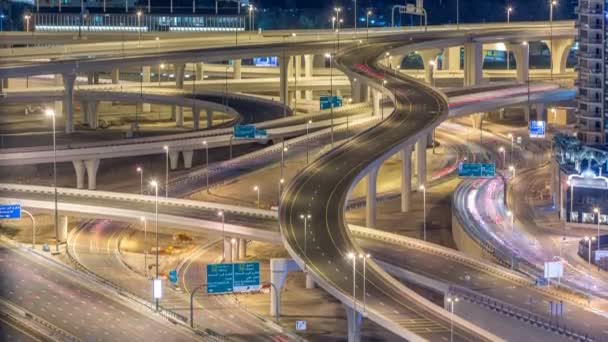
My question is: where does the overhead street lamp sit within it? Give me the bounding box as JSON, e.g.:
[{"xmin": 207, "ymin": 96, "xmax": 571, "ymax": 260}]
[
  {"xmin": 567, "ymin": 180, "xmax": 575, "ymax": 222},
  {"xmin": 158, "ymin": 63, "xmax": 165, "ymax": 86},
  {"xmin": 594, "ymin": 208, "xmax": 601, "ymax": 269},
  {"xmin": 278, "ymin": 178, "xmax": 285, "ymax": 204},
  {"xmin": 253, "ymin": 185, "xmax": 260, "ymax": 208},
  {"xmin": 325, "ymin": 52, "xmax": 335, "ymax": 147},
  {"xmin": 359, "ymin": 253, "xmax": 370, "ymax": 313},
  {"xmin": 136, "ymin": 11, "xmax": 143, "ymax": 46},
  {"xmin": 163, "ymin": 146, "xmax": 169, "ymax": 197},
  {"xmin": 419, "ymin": 184, "xmax": 427, "ymax": 241},
  {"xmin": 366, "ymin": 10, "xmax": 372, "ymax": 41},
  {"xmin": 507, "ymin": 210, "xmax": 515, "ymax": 269},
  {"xmin": 140, "ymin": 217, "xmax": 148, "ymax": 278},
  {"xmin": 498, "ymin": 146, "xmax": 506, "ymax": 169},
  {"xmin": 306, "ymin": 120, "xmax": 312, "ymax": 164},
  {"xmin": 218, "ymin": 211, "xmax": 225, "ymax": 261},
  {"xmin": 509, "ymin": 164, "xmax": 516, "ymax": 178},
  {"xmin": 331, "ymin": 16, "xmax": 336, "ymax": 31},
  {"xmin": 382, "ymin": 79, "xmax": 388, "ymax": 119},
  {"xmin": 300, "ymin": 214, "xmax": 311, "ymax": 260},
  {"xmin": 446, "ymin": 296, "xmax": 459, "ymax": 342},
  {"xmin": 149, "ymin": 180, "xmax": 160, "ymax": 311},
  {"xmin": 136, "ymin": 166, "xmax": 143, "ymax": 194},
  {"xmin": 347, "ymin": 252, "xmax": 357, "ymax": 313},
  {"xmin": 549, "ymin": 0, "xmax": 557, "ymax": 80},
  {"xmin": 428, "ymin": 60, "xmax": 436, "ymax": 87},
  {"xmin": 281, "ymin": 144, "xmax": 288, "ymax": 179},
  {"xmin": 506, "ymin": 7, "xmax": 513, "ymax": 70},
  {"xmin": 24, "ymin": 14, "xmax": 31, "ymax": 33},
  {"xmin": 45, "ymin": 109, "xmax": 59, "ymax": 252},
  {"xmin": 507, "ymin": 133, "xmax": 514, "ymax": 163},
  {"xmin": 203, "ymin": 140, "xmax": 210, "ymax": 192}
]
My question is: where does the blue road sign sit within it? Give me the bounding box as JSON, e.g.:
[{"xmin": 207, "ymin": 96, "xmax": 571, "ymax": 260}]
[
  {"xmin": 458, "ymin": 163, "xmax": 495, "ymax": 178},
  {"xmin": 233, "ymin": 125, "xmax": 256, "ymax": 139},
  {"xmin": 233, "ymin": 262, "xmax": 260, "ymax": 293},
  {"xmin": 319, "ymin": 96, "xmax": 343, "ymax": 110},
  {"xmin": 169, "ymin": 269, "xmax": 178, "ymax": 284},
  {"xmin": 206, "ymin": 262, "xmax": 261, "ymax": 295},
  {"xmin": 529, "ymin": 120, "xmax": 546, "ymax": 138},
  {"xmin": 0, "ymin": 204, "xmax": 21, "ymax": 219}
]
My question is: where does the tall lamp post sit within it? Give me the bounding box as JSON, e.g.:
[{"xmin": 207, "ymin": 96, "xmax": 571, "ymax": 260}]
[
  {"xmin": 163, "ymin": 145, "xmax": 169, "ymax": 197},
  {"xmin": 419, "ymin": 184, "xmax": 427, "ymax": 241},
  {"xmin": 149, "ymin": 180, "xmax": 160, "ymax": 311},
  {"xmin": 45, "ymin": 109, "xmax": 59, "ymax": 252},
  {"xmin": 281, "ymin": 145, "xmax": 288, "ymax": 179},
  {"xmin": 136, "ymin": 11, "xmax": 142, "ymax": 46},
  {"xmin": 136, "ymin": 166, "xmax": 143, "ymax": 194},
  {"xmin": 306, "ymin": 120, "xmax": 312, "ymax": 164},
  {"xmin": 359, "ymin": 253, "xmax": 370, "ymax": 313},
  {"xmin": 218, "ymin": 211, "xmax": 225, "ymax": 261},
  {"xmin": 584, "ymin": 236, "xmax": 596, "ymax": 265},
  {"xmin": 325, "ymin": 53, "xmax": 335, "ymax": 147},
  {"xmin": 506, "ymin": 7, "xmax": 513, "ymax": 70},
  {"xmin": 507, "ymin": 133, "xmax": 514, "ymax": 163},
  {"xmin": 549, "ymin": 0, "xmax": 557, "ymax": 80},
  {"xmin": 300, "ymin": 214, "xmax": 311, "ymax": 259},
  {"xmin": 140, "ymin": 217, "xmax": 148, "ymax": 278},
  {"xmin": 498, "ymin": 146, "xmax": 506, "ymax": 169},
  {"xmin": 347, "ymin": 253, "xmax": 357, "ymax": 313},
  {"xmin": 507, "ymin": 210, "xmax": 515, "ymax": 269},
  {"xmin": 446, "ymin": 296, "xmax": 459, "ymax": 342},
  {"xmin": 24, "ymin": 14, "xmax": 31, "ymax": 33},
  {"xmin": 567, "ymin": 180, "xmax": 574, "ymax": 222},
  {"xmin": 278, "ymin": 178, "xmax": 284, "ymax": 204},
  {"xmin": 203, "ymin": 140, "xmax": 209, "ymax": 192},
  {"xmin": 594, "ymin": 208, "xmax": 601, "ymax": 269}
]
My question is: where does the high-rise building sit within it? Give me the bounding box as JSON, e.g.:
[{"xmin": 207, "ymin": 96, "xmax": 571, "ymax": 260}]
[{"xmin": 576, "ymin": 0, "xmax": 605, "ymax": 144}]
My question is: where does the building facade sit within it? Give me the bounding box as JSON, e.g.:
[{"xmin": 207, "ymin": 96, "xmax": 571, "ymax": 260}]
[{"xmin": 577, "ymin": 0, "xmax": 606, "ymax": 144}]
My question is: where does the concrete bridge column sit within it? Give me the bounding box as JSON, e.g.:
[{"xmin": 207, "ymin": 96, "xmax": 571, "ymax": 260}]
[
  {"xmin": 141, "ymin": 66, "xmax": 151, "ymax": 112},
  {"xmin": 87, "ymin": 73, "xmax": 95, "ymax": 85},
  {"xmin": 54, "ymin": 74, "xmax": 63, "ymax": 117},
  {"xmin": 182, "ymin": 150, "xmax": 194, "ymax": 169},
  {"xmin": 73, "ymin": 160, "xmax": 86, "ymax": 189},
  {"xmin": 223, "ymin": 238, "xmax": 233, "ymax": 263},
  {"xmin": 192, "ymin": 107, "xmax": 201, "ymax": 130},
  {"xmin": 231, "ymin": 239, "xmax": 238, "ymax": 262},
  {"xmin": 523, "ymin": 106, "xmax": 530, "ymax": 123},
  {"xmin": 350, "ymin": 77, "xmax": 362, "ymax": 103},
  {"xmin": 546, "ymin": 38, "xmax": 574, "ymax": 75},
  {"xmin": 206, "ymin": 109, "xmax": 213, "ymax": 128},
  {"xmin": 175, "ymin": 63, "xmax": 185, "ymax": 89},
  {"xmin": 418, "ymin": 49, "xmax": 440, "ymax": 85},
  {"xmin": 84, "ymin": 159, "xmax": 100, "ymax": 190},
  {"xmin": 111, "ymin": 69, "xmax": 120, "ymax": 84},
  {"xmin": 169, "ymin": 150, "xmax": 180, "ymax": 170},
  {"xmin": 269, "ymin": 258, "xmax": 300, "ymax": 318},
  {"xmin": 371, "ymin": 89, "xmax": 381, "ymax": 117},
  {"xmin": 294, "ymin": 56, "xmax": 302, "ymax": 100},
  {"xmin": 62, "ymin": 73, "xmax": 76, "ymax": 134},
  {"xmin": 196, "ymin": 63, "xmax": 204, "ymax": 80},
  {"xmin": 401, "ymin": 145, "xmax": 413, "ymax": 212},
  {"xmin": 58, "ymin": 215, "xmax": 69, "ymax": 242},
  {"xmin": 443, "ymin": 46, "xmax": 461, "ymax": 72},
  {"xmin": 305, "ymin": 273, "xmax": 315, "ymax": 289},
  {"xmin": 304, "ymin": 55, "xmax": 313, "ymax": 100},
  {"xmin": 534, "ymin": 103, "xmax": 546, "ymax": 121},
  {"xmin": 279, "ymin": 55, "xmax": 290, "ymax": 108},
  {"xmin": 510, "ymin": 42, "xmax": 529, "ymax": 83},
  {"xmin": 345, "ymin": 305, "xmax": 362, "ymax": 342},
  {"xmin": 238, "ymin": 239, "xmax": 247, "ymax": 259},
  {"xmin": 175, "ymin": 106, "xmax": 184, "ymax": 127},
  {"xmin": 463, "ymin": 42, "xmax": 483, "ymax": 87},
  {"xmin": 87, "ymin": 101, "xmax": 99, "ymax": 129},
  {"xmin": 416, "ymin": 137, "xmax": 427, "ymax": 186},
  {"xmin": 366, "ymin": 165, "xmax": 379, "ymax": 228},
  {"xmin": 81, "ymin": 100, "xmax": 90, "ymax": 125},
  {"xmin": 470, "ymin": 113, "xmax": 483, "ymax": 129},
  {"xmin": 233, "ymin": 59, "xmax": 242, "ymax": 80}
]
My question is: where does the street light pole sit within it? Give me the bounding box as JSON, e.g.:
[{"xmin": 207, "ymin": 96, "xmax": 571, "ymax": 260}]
[
  {"xmin": 584, "ymin": 236, "xmax": 596, "ymax": 265},
  {"xmin": 498, "ymin": 146, "xmax": 505, "ymax": 169},
  {"xmin": 141, "ymin": 217, "xmax": 148, "ymax": 278},
  {"xmin": 508, "ymin": 133, "xmax": 514, "ymax": 164},
  {"xmin": 446, "ymin": 296, "xmax": 459, "ymax": 342},
  {"xmin": 190, "ymin": 284, "xmax": 207, "ymax": 328},
  {"xmin": 203, "ymin": 141, "xmax": 209, "ymax": 192},
  {"xmin": 150, "ymin": 180, "xmax": 159, "ymax": 311},
  {"xmin": 507, "ymin": 210, "xmax": 515, "ymax": 269},
  {"xmin": 45, "ymin": 109, "xmax": 59, "ymax": 252},
  {"xmin": 420, "ymin": 185, "xmax": 427, "ymax": 241},
  {"xmin": 136, "ymin": 166, "xmax": 143, "ymax": 194},
  {"xmin": 325, "ymin": 53, "xmax": 334, "ymax": 147},
  {"xmin": 137, "ymin": 11, "xmax": 142, "ymax": 47},
  {"xmin": 549, "ymin": 0, "xmax": 556, "ymax": 80},
  {"xmin": 359, "ymin": 253, "xmax": 370, "ymax": 313},
  {"xmin": 300, "ymin": 214, "xmax": 311, "ymax": 260},
  {"xmin": 278, "ymin": 178, "xmax": 284, "ymax": 204},
  {"xmin": 594, "ymin": 208, "xmax": 601, "ymax": 269},
  {"xmin": 306, "ymin": 120, "xmax": 312, "ymax": 164},
  {"xmin": 163, "ymin": 145, "xmax": 169, "ymax": 197},
  {"xmin": 281, "ymin": 143, "xmax": 288, "ymax": 179},
  {"xmin": 366, "ymin": 11, "xmax": 372, "ymax": 41},
  {"xmin": 218, "ymin": 211, "xmax": 225, "ymax": 261},
  {"xmin": 347, "ymin": 253, "xmax": 357, "ymax": 313}
]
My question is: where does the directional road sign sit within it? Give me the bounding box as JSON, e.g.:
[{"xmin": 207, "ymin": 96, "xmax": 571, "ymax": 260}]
[
  {"xmin": 207, "ymin": 262, "xmax": 261, "ymax": 295},
  {"xmin": 0, "ymin": 204, "xmax": 21, "ymax": 219}
]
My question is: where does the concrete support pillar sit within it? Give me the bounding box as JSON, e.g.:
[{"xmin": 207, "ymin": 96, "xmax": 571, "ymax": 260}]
[
  {"xmin": 175, "ymin": 63, "xmax": 185, "ymax": 89},
  {"xmin": 175, "ymin": 106, "xmax": 184, "ymax": 127},
  {"xmin": 233, "ymin": 59, "xmax": 242, "ymax": 80},
  {"xmin": 87, "ymin": 73, "xmax": 94, "ymax": 85},
  {"xmin": 238, "ymin": 239, "xmax": 247, "ymax": 259},
  {"xmin": 196, "ymin": 63, "xmax": 204, "ymax": 80},
  {"xmin": 62, "ymin": 73, "xmax": 76, "ymax": 134},
  {"xmin": 231, "ymin": 239, "xmax": 238, "ymax": 262},
  {"xmin": 294, "ymin": 56, "xmax": 302, "ymax": 99},
  {"xmin": 463, "ymin": 42, "xmax": 483, "ymax": 87},
  {"xmin": 344, "ymin": 305, "xmax": 362, "ymax": 342},
  {"xmin": 416, "ymin": 137, "xmax": 427, "ymax": 186},
  {"xmin": 279, "ymin": 55, "xmax": 290, "ymax": 108},
  {"xmin": 534, "ymin": 103, "xmax": 546, "ymax": 121},
  {"xmin": 111, "ymin": 69, "xmax": 120, "ymax": 84},
  {"xmin": 269, "ymin": 258, "xmax": 299, "ymax": 318},
  {"xmin": 471, "ymin": 113, "xmax": 483, "ymax": 129},
  {"xmin": 223, "ymin": 238, "xmax": 233, "ymax": 263},
  {"xmin": 73, "ymin": 160, "xmax": 86, "ymax": 189},
  {"xmin": 510, "ymin": 42, "xmax": 529, "ymax": 83},
  {"xmin": 192, "ymin": 107, "xmax": 201, "ymax": 130},
  {"xmin": 58, "ymin": 216, "xmax": 69, "ymax": 242},
  {"xmin": 84, "ymin": 159, "xmax": 100, "ymax": 190},
  {"xmin": 372, "ymin": 89, "xmax": 381, "ymax": 117},
  {"xmin": 523, "ymin": 106, "xmax": 530, "ymax": 123},
  {"xmin": 366, "ymin": 165, "xmax": 379, "ymax": 228},
  {"xmin": 304, "ymin": 55, "xmax": 314, "ymax": 100},
  {"xmin": 169, "ymin": 150, "xmax": 180, "ymax": 170},
  {"xmin": 54, "ymin": 74, "xmax": 63, "ymax": 116},
  {"xmin": 350, "ymin": 78, "xmax": 362, "ymax": 103},
  {"xmin": 142, "ymin": 66, "xmax": 151, "ymax": 83},
  {"xmin": 548, "ymin": 39, "xmax": 574, "ymax": 75},
  {"xmin": 87, "ymin": 101, "xmax": 99, "ymax": 129},
  {"xmin": 401, "ymin": 145, "xmax": 413, "ymax": 212},
  {"xmin": 444, "ymin": 46, "xmax": 462, "ymax": 72},
  {"xmin": 206, "ymin": 109, "xmax": 213, "ymax": 128},
  {"xmin": 81, "ymin": 100, "xmax": 90, "ymax": 125},
  {"xmin": 182, "ymin": 150, "xmax": 193, "ymax": 169},
  {"xmin": 305, "ymin": 272, "xmax": 315, "ymax": 289}
]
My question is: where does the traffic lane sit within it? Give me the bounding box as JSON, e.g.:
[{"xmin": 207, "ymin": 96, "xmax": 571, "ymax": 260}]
[
  {"xmin": 0, "ymin": 244, "xmax": 197, "ymax": 342},
  {"xmin": 0, "ymin": 315, "xmax": 41, "ymax": 342},
  {"xmin": 0, "ymin": 191, "xmax": 278, "ymax": 231},
  {"xmin": 356, "ymin": 236, "xmax": 608, "ymax": 339},
  {"xmin": 281, "ymin": 41, "xmax": 486, "ymax": 341}
]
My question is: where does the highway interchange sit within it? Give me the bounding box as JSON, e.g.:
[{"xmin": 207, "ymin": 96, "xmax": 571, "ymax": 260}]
[{"xmin": 1, "ymin": 18, "xmax": 606, "ymax": 342}]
